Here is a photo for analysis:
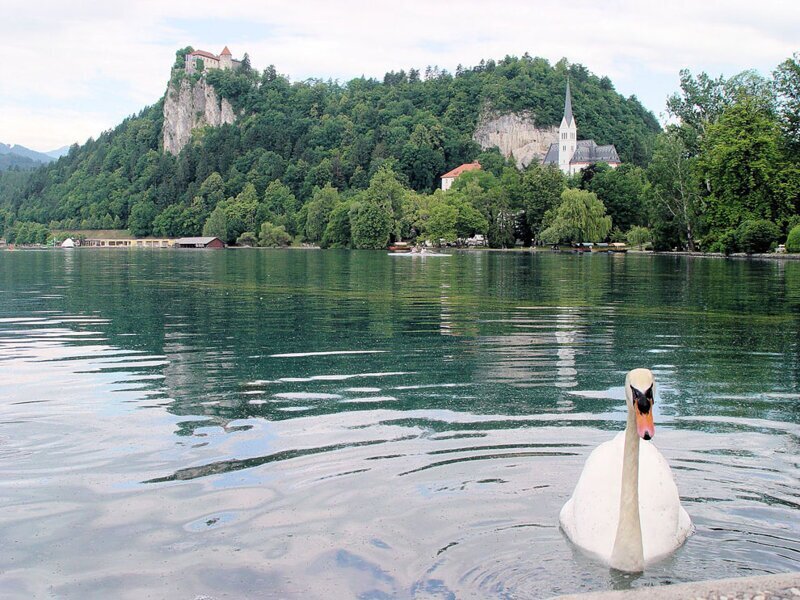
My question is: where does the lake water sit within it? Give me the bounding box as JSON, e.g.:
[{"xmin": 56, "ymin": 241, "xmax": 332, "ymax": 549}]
[{"xmin": 1, "ymin": 249, "xmax": 798, "ymax": 599}]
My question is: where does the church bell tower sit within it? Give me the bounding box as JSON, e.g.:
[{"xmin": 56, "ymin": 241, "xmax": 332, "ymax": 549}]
[{"xmin": 558, "ymin": 80, "xmax": 577, "ymax": 174}]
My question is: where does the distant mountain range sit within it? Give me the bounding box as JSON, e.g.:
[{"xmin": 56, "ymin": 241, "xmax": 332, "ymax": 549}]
[{"xmin": 0, "ymin": 142, "xmax": 72, "ymax": 171}]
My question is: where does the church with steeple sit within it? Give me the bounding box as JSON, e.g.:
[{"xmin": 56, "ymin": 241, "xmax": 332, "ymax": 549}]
[{"xmin": 542, "ymin": 81, "xmax": 621, "ymax": 175}]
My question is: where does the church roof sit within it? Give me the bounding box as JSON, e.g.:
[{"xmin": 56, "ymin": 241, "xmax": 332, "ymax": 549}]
[
  {"xmin": 563, "ymin": 80, "xmax": 574, "ymax": 126},
  {"xmin": 541, "ymin": 140, "xmax": 621, "ymax": 166},
  {"xmin": 220, "ymin": 46, "xmax": 232, "ymax": 56},
  {"xmin": 542, "ymin": 143, "xmax": 559, "ymax": 165},
  {"xmin": 571, "ymin": 140, "xmax": 621, "ymax": 164},
  {"xmin": 441, "ymin": 162, "xmax": 481, "ymax": 179}
]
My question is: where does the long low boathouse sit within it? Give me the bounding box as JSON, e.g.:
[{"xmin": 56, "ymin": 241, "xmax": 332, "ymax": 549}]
[{"xmin": 84, "ymin": 237, "xmax": 174, "ymax": 248}]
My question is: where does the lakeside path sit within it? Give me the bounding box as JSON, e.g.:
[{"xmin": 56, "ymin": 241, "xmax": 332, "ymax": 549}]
[{"xmin": 556, "ymin": 572, "xmax": 800, "ymax": 600}]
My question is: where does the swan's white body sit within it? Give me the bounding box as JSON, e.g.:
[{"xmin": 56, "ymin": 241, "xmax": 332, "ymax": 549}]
[
  {"xmin": 559, "ymin": 432, "xmax": 692, "ymax": 565},
  {"xmin": 559, "ymin": 369, "xmax": 692, "ymax": 570}
]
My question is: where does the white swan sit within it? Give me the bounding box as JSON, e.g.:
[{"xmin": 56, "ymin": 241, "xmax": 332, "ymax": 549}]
[{"xmin": 559, "ymin": 368, "xmax": 692, "ymax": 572}]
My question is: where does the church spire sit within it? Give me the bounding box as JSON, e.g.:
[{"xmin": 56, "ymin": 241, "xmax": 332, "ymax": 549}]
[
  {"xmin": 558, "ymin": 78, "xmax": 578, "ymax": 174},
  {"xmin": 563, "ymin": 79, "xmax": 574, "ymax": 126}
]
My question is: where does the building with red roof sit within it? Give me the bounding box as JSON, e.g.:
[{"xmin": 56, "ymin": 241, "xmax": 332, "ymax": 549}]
[
  {"xmin": 185, "ymin": 47, "xmax": 241, "ymax": 74},
  {"xmin": 440, "ymin": 162, "xmax": 482, "ymax": 191}
]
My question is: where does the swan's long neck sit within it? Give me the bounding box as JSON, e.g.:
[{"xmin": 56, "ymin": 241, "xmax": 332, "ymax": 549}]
[{"xmin": 610, "ymin": 403, "xmax": 644, "ymax": 572}]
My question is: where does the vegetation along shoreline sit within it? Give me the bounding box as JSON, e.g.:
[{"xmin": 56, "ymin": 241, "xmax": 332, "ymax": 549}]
[{"xmin": 1, "ymin": 49, "xmax": 798, "ymax": 255}]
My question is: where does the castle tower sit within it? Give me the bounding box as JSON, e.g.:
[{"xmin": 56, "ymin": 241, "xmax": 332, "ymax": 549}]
[
  {"xmin": 220, "ymin": 46, "xmax": 232, "ymax": 70},
  {"xmin": 558, "ymin": 80, "xmax": 577, "ymax": 174}
]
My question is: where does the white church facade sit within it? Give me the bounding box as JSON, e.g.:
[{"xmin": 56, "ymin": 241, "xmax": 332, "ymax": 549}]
[{"xmin": 542, "ymin": 81, "xmax": 621, "ymax": 175}]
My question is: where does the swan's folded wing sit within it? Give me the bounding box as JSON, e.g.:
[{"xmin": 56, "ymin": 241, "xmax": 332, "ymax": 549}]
[
  {"xmin": 639, "ymin": 441, "xmax": 693, "ymax": 562},
  {"xmin": 559, "ymin": 435, "xmax": 623, "ymax": 561}
]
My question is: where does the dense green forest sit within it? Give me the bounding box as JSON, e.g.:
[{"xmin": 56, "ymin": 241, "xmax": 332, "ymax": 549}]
[{"xmin": 1, "ymin": 50, "xmax": 798, "ymax": 253}]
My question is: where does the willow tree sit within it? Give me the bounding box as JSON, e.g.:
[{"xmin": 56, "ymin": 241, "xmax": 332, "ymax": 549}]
[{"xmin": 540, "ymin": 189, "xmax": 612, "ymax": 244}]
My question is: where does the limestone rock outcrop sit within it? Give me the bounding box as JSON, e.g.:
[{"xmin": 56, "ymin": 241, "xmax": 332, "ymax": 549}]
[
  {"xmin": 162, "ymin": 77, "xmax": 236, "ymax": 155},
  {"xmin": 473, "ymin": 111, "xmax": 558, "ymax": 168}
]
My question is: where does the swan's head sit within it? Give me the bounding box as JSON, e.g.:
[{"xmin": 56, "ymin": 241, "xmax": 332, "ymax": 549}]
[{"xmin": 625, "ymin": 368, "xmax": 655, "ymax": 440}]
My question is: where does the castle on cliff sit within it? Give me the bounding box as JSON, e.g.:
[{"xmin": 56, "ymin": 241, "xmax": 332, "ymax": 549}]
[
  {"xmin": 184, "ymin": 46, "xmax": 241, "ymax": 74},
  {"xmin": 542, "ymin": 81, "xmax": 621, "ymax": 175}
]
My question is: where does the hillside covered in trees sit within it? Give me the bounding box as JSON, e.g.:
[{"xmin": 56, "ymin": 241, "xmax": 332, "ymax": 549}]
[
  {"xmin": 0, "ymin": 54, "xmax": 657, "ymax": 236},
  {"xmin": 1, "ymin": 50, "xmax": 798, "ymax": 254}
]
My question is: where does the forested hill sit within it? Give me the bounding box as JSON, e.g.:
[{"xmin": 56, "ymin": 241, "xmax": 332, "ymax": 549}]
[{"xmin": 0, "ymin": 54, "xmax": 659, "ymax": 233}]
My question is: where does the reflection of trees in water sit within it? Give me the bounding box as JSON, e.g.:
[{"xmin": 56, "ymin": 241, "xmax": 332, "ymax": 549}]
[{"xmin": 8, "ymin": 249, "xmax": 796, "ymax": 426}]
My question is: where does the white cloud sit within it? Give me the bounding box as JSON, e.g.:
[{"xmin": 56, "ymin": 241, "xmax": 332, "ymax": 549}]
[
  {"xmin": 0, "ymin": 105, "xmax": 110, "ymax": 151},
  {"xmin": 1, "ymin": 0, "xmax": 797, "ymax": 150}
]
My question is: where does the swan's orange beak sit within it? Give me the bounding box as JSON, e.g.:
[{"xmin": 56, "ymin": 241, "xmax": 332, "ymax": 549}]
[{"xmin": 636, "ymin": 407, "xmax": 654, "ymax": 440}]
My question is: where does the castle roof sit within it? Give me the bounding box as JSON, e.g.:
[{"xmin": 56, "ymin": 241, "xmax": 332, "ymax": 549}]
[
  {"xmin": 188, "ymin": 50, "xmax": 219, "ymax": 60},
  {"xmin": 220, "ymin": 46, "xmax": 232, "ymax": 56},
  {"xmin": 441, "ymin": 162, "xmax": 481, "ymax": 179}
]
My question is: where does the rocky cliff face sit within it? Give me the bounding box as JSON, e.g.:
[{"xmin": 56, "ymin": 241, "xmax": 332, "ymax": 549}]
[
  {"xmin": 473, "ymin": 111, "xmax": 558, "ymax": 168},
  {"xmin": 162, "ymin": 77, "xmax": 236, "ymax": 155}
]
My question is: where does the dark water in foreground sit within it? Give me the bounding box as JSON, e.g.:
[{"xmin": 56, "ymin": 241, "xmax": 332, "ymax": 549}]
[{"xmin": 0, "ymin": 249, "xmax": 798, "ymax": 599}]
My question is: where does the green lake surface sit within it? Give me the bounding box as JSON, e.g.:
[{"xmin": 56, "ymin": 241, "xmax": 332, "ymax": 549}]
[{"xmin": 1, "ymin": 249, "xmax": 798, "ymax": 599}]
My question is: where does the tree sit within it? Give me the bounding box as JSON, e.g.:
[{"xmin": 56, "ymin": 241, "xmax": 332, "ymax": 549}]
[
  {"xmin": 261, "ymin": 179, "xmax": 298, "ymax": 235},
  {"xmin": 425, "ymin": 202, "xmax": 458, "ymax": 245},
  {"xmin": 774, "ymin": 53, "xmax": 800, "ymax": 153},
  {"xmin": 152, "ymin": 204, "xmax": 188, "ymax": 237},
  {"xmin": 364, "ymin": 166, "xmax": 407, "ymax": 239},
  {"xmin": 400, "ymin": 123, "xmax": 445, "ymax": 191},
  {"xmin": 237, "ymin": 231, "xmax": 257, "ymax": 246},
  {"xmin": 645, "ymin": 131, "xmax": 702, "ymax": 251},
  {"xmin": 240, "ymin": 53, "xmax": 252, "ymax": 75},
  {"xmin": 698, "ymin": 95, "xmax": 790, "ymax": 231},
  {"xmin": 786, "ymin": 224, "xmax": 800, "ymax": 252},
  {"xmin": 735, "ymin": 219, "xmax": 781, "ymax": 253},
  {"xmin": 626, "ymin": 225, "xmax": 652, "ymax": 250},
  {"xmin": 350, "ymin": 200, "xmax": 393, "ymax": 249},
  {"xmin": 258, "ymin": 221, "xmax": 291, "ymax": 247},
  {"xmin": 198, "ymin": 172, "xmax": 226, "ymax": 209},
  {"xmin": 586, "ymin": 163, "xmax": 646, "ymax": 233},
  {"xmin": 304, "ymin": 184, "xmax": 339, "ymax": 243},
  {"xmin": 519, "ymin": 164, "xmax": 565, "ymax": 243},
  {"xmin": 540, "ymin": 189, "xmax": 612, "ymax": 244},
  {"xmin": 128, "ymin": 200, "xmax": 157, "ymax": 237},
  {"xmin": 666, "ymin": 70, "xmax": 731, "ymax": 152},
  {"xmin": 203, "ymin": 205, "xmax": 230, "ymax": 241},
  {"xmin": 173, "ymin": 46, "xmax": 193, "ymax": 70},
  {"xmin": 321, "ymin": 202, "xmax": 352, "ymax": 248},
  {"xmin": 448, "ymin": 195, "xmax": 489, "ymax": 239}
]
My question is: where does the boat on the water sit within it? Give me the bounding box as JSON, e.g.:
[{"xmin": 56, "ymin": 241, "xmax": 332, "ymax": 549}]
[
  {"xmin": 388, "ymin": 242, "xmax": 411, "ymax": 253},
  {"xmin": 388, "ymin": 245, "xmax": 449, "ymax": 257},
  {"xmin": 389, "ymin": 251, "xmax": 449, "ymax": 257}
]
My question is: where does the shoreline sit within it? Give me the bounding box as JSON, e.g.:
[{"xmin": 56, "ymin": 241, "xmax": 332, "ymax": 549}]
[
  {"xmin": 3, "ymin": 243, "xmax": 799, "ymax": 261},
  {"xmin": 469, "ymin": 246, "xmax": 800, "ymax": 261}
]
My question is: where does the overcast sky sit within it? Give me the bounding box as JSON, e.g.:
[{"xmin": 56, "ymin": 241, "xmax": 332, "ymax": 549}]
[{"xmin": 1, "ymin": 0, "xmax": 797, "ymax": 152}]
